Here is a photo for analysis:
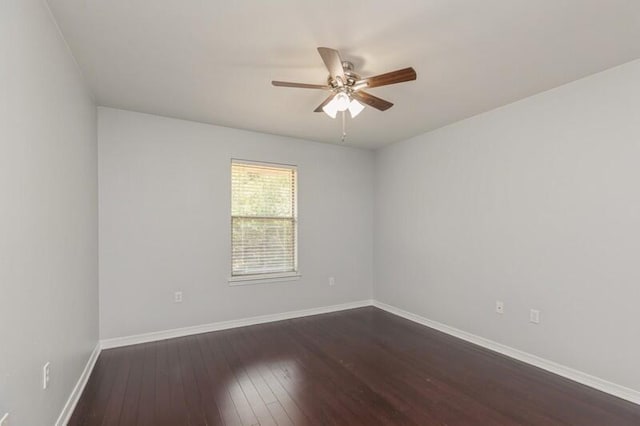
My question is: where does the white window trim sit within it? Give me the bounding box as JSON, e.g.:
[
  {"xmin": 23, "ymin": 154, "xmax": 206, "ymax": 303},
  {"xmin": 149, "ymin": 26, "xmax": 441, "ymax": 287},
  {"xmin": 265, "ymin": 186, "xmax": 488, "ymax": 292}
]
[
  {"xmin": 230, "ymin": 159, "xmax": 298, "ymax": 284},
  {"xmin": 228, "ymin": 271, "xmax": 301, "ymax": 286}
]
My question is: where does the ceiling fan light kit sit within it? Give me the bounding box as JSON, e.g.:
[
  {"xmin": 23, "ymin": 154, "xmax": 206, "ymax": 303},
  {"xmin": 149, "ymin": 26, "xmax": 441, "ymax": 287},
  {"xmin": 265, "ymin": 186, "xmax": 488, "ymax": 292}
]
[
  {"xmin": 322, "ymin": 93, "xmax": 364, "ymax": 119},
  {"xmin": 272, "ymin": 47, "xmax": 417, "ymax": 140}
]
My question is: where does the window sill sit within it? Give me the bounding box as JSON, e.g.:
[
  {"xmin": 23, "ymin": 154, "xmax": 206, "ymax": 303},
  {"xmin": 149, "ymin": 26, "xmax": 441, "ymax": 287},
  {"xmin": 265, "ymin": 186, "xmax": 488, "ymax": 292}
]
[{"xmin": 228, "ymin": 272, "xmax": 301, "ymax": 286}]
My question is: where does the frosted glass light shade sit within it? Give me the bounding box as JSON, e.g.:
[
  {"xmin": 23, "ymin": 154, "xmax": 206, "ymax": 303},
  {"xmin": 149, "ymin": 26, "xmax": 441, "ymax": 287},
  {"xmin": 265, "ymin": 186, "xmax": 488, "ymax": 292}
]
[
  {"xmin": 323, "ymin": 93, "xmax": 365, "ymax": 119},
  {"xmin": 322, "ymin": 100, "xmax": 338, "ymax": 118},
  {"xmin": 348, "ymin": 99, "xmax": 365, "ymax": 118}
]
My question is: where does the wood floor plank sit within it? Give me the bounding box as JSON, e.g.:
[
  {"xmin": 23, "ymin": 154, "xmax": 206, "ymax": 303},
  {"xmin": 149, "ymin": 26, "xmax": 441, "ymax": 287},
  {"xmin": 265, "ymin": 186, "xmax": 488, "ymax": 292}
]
[
  {"xmin": 205, "ymin": 331, "xmax": 260, "ymax": 426},
  {"xmin": 154, "ymin": 340, "xmax": 177, "ymax": 426},
  {"xmin": 239, "ymin": 326, "xmax": 312, "ymax": 426},
  {"xmin": 221, "ymin": 331, "xmax": 278, "ymax": 426},
  {"xmin": 268, "ymin": 321, "xmax": 405, "ymax": 425},
  {"xmin": 117, "ymin": 344, "xmax": 146, "ymax": 425},
  {"xmin": 136, "ymin": 342, "xmax": 157, "ymax": 426},
  {"xmin": 70, "ymin": 307, "xmax": 640, "ymax": 425},
  {"xmin": 99, "ymin": 346, "xmax": 134, "ymax": 425},
  {"xmin": 166, "ymin": 338, "xmax": 192, "ymax": 425},
  {"xmin": 308, "ymin": 311, "xmax": 519, "ymax": 424},
  {"xmin": 175, "ymin": 336, "xmax": 212, "ymax": 426},
  {"xmin": 195, "ymin": 333, "xmax": 244, "ymax": 426},
  {"xmin": 265, "ymin": 401, "xmax": 294, "ymax": 426},
  {"xmin": 184, "ymin": 335, "xmax": 225, "ymax": 425}
]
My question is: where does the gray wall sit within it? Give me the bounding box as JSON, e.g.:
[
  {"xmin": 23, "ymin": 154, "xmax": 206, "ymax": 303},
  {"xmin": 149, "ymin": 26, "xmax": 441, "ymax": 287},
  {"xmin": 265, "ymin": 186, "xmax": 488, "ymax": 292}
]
[
  {"xmin": 0, "ymin": 1, "xmax": 99, "ymax": 425},
  {"xmin": 98, "ymin": 107, "xmax": 374, "ymax": 339},
  {"xmin": 374, "ymin": 59, "xmax": 640, "ymax": 392}
]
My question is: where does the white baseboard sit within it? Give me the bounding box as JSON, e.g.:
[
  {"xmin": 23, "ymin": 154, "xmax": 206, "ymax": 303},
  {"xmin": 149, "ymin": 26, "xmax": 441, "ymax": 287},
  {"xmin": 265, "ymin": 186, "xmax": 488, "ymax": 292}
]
[
  {"xmin": 55, "ymin": 342, "xmax": 102, "ymax": 426},
  {"xmin": 100, "ymin": 299, "xmax": 374, "ymax": 350},
  {"xmin": 372, "ymin": 300, "xmax": 640, "ymax": 406}
]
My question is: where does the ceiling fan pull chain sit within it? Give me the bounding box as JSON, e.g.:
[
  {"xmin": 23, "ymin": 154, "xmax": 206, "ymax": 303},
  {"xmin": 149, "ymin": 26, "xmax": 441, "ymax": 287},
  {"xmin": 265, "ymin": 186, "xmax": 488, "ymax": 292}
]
[{"xmin": 341, "ymin": 111, "xmax": 347, "ymax": 143}]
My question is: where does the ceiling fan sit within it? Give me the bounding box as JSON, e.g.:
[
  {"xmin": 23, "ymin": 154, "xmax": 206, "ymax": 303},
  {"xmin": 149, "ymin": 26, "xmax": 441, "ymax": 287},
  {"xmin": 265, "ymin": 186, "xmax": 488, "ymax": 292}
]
[{"xmin": 272, "ymin": 47, "xmax": 417, "ymax": 119}]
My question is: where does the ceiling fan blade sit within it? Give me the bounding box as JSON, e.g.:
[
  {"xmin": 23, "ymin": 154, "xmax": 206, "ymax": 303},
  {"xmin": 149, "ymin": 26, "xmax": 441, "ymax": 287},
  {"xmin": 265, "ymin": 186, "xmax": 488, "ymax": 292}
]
[
  {"xmin": 351, "ymin": 91, "xmax": 394, "ymax": 111},
  {"xmin": 358, "ymin": 67, "xmax": 417, "ymax": 89},
  {"xmin": 317, "ymin": 47, "xmax": 345, "ymax": 81},
  {"xmin": 272, "ymin": 81, "xmax": 329, "ymax": 89},
  {"xmin": 313, "ymin": 93, "xmax": 336, "ymax": 112}
]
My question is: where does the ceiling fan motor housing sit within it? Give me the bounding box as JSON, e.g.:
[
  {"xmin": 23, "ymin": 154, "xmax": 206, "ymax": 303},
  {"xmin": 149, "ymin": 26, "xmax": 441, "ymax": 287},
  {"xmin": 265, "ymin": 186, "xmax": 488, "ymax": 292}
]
[{"xmin": 328, "ymin": 61, "xmax": 359, "ymax": 89}]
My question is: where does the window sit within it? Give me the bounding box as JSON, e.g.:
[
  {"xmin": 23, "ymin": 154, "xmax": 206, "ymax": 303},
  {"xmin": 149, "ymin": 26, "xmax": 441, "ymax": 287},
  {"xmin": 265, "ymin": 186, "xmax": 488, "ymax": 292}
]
[{"xmin": 230, "ymin": 160, "xmax": 298, "ymax": 282}]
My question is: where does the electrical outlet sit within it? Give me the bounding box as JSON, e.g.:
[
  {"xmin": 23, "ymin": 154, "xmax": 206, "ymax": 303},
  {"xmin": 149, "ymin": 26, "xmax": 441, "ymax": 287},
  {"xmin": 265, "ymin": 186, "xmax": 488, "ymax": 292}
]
[
  {"xmin": 0, "ymin": 412, "xmax": 9, "ymax": 426},
  {"xmin": 530, "ymin": 309, "xmax": 540, "ymax": 324},
  {"xmin": 328, "ymin": 277, "xmax": 335, "ymax": 286},
  {"xmin": 43, "ymin": 362, "xmax": 50, "ymax": 390},
  {"xmin": 495, "ymin": 301, "xmax": 504, "ymax": 314},
  {"xmin": 174, "ymin": 291, "xmax": 183, "ymax": 303}
]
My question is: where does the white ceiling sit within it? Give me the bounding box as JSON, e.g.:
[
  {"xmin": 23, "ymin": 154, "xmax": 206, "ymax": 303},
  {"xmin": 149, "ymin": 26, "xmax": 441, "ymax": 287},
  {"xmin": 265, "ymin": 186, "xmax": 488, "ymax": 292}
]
[{"xmin": 48, "ymin": 0, "xmax": 640, "ymax": 149}]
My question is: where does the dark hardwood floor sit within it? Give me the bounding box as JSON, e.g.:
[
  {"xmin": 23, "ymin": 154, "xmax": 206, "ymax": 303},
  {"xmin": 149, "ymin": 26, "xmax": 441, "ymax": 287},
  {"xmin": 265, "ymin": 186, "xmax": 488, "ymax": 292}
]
[{"xmin": 69, "ymin": 307, "xmax": 640, "ymax": 425}]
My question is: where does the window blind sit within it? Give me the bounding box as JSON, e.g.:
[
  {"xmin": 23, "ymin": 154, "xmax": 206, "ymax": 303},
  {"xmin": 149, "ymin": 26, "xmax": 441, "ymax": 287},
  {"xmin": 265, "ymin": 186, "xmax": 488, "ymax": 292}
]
[{"xmin": 231, "ymin": 161, "xmax": 297, "ymax": 277}]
